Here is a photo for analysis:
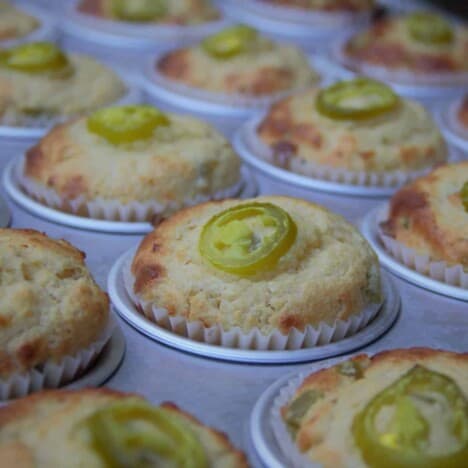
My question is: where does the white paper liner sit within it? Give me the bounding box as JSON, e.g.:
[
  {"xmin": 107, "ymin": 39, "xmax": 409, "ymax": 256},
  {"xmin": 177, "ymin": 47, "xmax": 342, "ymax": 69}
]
[
  {"xmin": 16, "ymin": 157, "xmax": 245, "ymax": 223},
  {"xmin": 243, "ymin": 116, "xmax": 443, "ymax": 188},
  {"xmin": 0, "ymin": 316, "xmax": 115, "ymax": 400},
  {"xmin": 332, "ymin": 33, "xmax": 468, "ymax": 88},
  {"xmin": 376, "ymin": 206, "xmax": 468, "ymax": 289},
  {"xmin": 123, "ymin": 254, "xmax": 382, "ymax": 351},
  {"xmin": 146, "ymin": 54, "xmax": 320, "ymax": 110}
]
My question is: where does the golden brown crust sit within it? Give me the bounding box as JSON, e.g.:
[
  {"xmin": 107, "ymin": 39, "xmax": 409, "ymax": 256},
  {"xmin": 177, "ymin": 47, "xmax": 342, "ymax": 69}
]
[
  {"xmin": 0, "ymin": 389, "xmax": 248, "ymax": 468},
  {"xmin": 345, "ymin": 15, "xmax": 468, "ymax": 74},
  {"xmin": 0, "ymin": 229, "xmax": 109, "ymax": 378},
  {"xmin": 382, "ymin": 162, "xmax": 468, "ymax": 266},
  {"xmin": 261, "ymin": 0, "xmax": 373, "ymax": 12},
  {"xmin": 283, "ymin": 348, "xmax": 468, "ymax": 468},
  {"xmin": 457, "ymin": 96, "xmax": 468, "ymax": 130}
]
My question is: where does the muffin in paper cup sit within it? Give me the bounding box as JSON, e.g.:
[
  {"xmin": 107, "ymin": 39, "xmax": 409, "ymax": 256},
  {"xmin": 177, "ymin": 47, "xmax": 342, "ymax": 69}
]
[
  {"xmin": 124, "ymin": 196, "xmax": 383, "ymax": 351},
  {"xmin": 378, "ymin": 161, "xmax": 468, "ymax": 289},
  {"xmin": 238, "ymin": 78, "xmax": 448, "ymax": 189},
  {"xmin": 0, "ymin": 229, "xmax": 112, "ymax": 400},
  {"xmin": 17, "ymin": 105, "xmax": 244, "ymax": 224},
  {"xmin": 269, "ymin": 348, "xmax": 468, "ymax": 468}
]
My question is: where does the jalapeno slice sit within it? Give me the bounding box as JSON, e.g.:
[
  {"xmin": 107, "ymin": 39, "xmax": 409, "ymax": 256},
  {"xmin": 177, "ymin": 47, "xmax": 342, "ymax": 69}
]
[
  {"xmin": 0, "ymin": 42, "xmax": 70, "ymax": 74},
  {"xmin": 199, "ymin": 202, "xmax": 297, "ymax": 276},
  {"xmin": 202, "ymin": 25, "xmax": 258, "ymax": 59},
  {"xmin": 316, "ymin": 78, "xmax": 399, "ymax": 121},
  {"xmin": 112, "ymin": 0, "xmax": 167, "ymax": 22},
  {"xmin": 406, "ymin": 12, "xmax": 454, "ymax": 45},
  {"xmin": 352, "ymin": 365, "xmax": 468, "ymax": 468},
  {"xmin": 87, "ymin": 105, "xmax": 170, "ymax": 145},
  {"xmin": 460, "ymin": 182, "xmax": 468, "ymax": 213},
  {"xmin": 81, "ymin": 401, "xmax": 208, "ymax": 468}
]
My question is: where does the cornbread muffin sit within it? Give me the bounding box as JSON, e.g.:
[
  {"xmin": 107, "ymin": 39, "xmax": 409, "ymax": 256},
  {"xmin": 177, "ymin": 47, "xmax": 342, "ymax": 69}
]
[
  {"xmin": 130, "ymin": 196, "xmax": 381, "ymax": 336},
  {"xmin": 0, "ymin": 229, "xmax": 109, "ymax": 379},
  {"xmin": 280, "ymin": 348, "xmax": 468, "ymax": 468},
  {"xmin": 257, "ymin": 85, "xmax": 447, "ymax": 173},
  {"xmin": 457, "ymin": 96, "xmax": 468, "ymax": 131},
  {"xmin": 344, "ymin": 12, "xmax": 468, "ymax": 76},
  {"xmin": 157, "ymin": 26, "xmax": 319, "ymax": 96},
  {"xmin": 78, "ymin": 0, "xmax": 219, "ymax": 24},
  {"xmin": 260, "ymin": 0, "xmax": 374, "ymax": 12},
  {"xmin": 0, "ymin": 389, "xmax": 248, "ymax": 467},
  {"xmin": 0, "ymin": 1, "xmax": 39, "ymax": 41},
  {"xmin": 381, "ymin": 162, "xmax": 468, "ymax": 267},
  {"xmin": 21, "ymin": 106, "xmax": 242, "ymax": 221},
  {"xmin": 0, "ymin": 43, "xmax": 126, "ymax": 126}
]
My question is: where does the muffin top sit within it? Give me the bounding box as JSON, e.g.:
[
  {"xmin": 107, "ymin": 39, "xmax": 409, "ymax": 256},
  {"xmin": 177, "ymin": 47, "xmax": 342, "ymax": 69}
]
[
  {"xmin": 131, "ymin": 196, "xmax": 381, "ymax": 335},
  {"xmin": 23, "ymin": 105, "xmax": 241, "ymax": 210},
  {"xmin": 0, "ymin": 229, "xmax": 109, "ymax": 379},
  {"xmin": 77, "ymin": 0, "xmax": 219, "ymax": 25},
  {"xmin": 457, "ymin": 96, "xmax": 468, "ymax": 131},
  {"xmin": 259, "ymin": 0, "xmax": 374, "ymax": 12},
  {"xmin": 157, "ymin": 25, "xmax": 319, "ymax": 96},
  {"xmin": 0, "ymin": 1, "xmax": 39, "ymax": 41},
  {"xmin": 281, "ymin": 348, "xmax": 468, "ymax": 468},
  {"xmin": 0, "ymin": 389, "xmax": 248, "ymax": 467},
  {"xmin": 257, "ymin": 78, "xmax": 447, "ymax": 173},
  {"xmin": 344, "ymin": 12, "xmax": 468, "ymax": 75},
  {"xmin": 0, "ymin": 42, "xmax": 126, "ymax": 126},
  {"xmin": 381, "ymin": 161, "xmax": 468, "ymax": 267}
]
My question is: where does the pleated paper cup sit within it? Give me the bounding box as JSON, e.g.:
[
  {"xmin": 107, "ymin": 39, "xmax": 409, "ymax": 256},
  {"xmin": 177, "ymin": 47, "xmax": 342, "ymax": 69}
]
[
  {"xmin": 0, "ymin": 317, "xmax": 115, "ymax": 400},
  {"xmin": 123, "ymin": 254, "xmax": 382, "ymax": 351}
]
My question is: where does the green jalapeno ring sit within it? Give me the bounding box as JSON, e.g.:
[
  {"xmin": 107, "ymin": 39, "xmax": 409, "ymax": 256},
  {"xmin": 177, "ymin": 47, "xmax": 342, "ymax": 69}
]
[
  {"xmin": 352, "ymin": 365, "xmax": 468, "ymax": 468},
  {"xmin": 201, "ymin": 25, "xmax": 258, "ymax": 59},
  {"xmin": 199, "ymin": 202, "xmax": 297, "ymax": 276},
  {"xmin": 87, "ymin": 105, "xmax": 170, "ymax": 145},
  {"xmin": 0, "ymin": 42, "xmax": 70, "ymax": 75},
  {"xmin": 81, "ymin": 401, "xmax": 208, "ymax": 468},
  {"xmin": 112, "ymin": 0, "xmax": 167, "ymax": 22},
  {"xmin": 316, "ymin": 78, "xmax": 399, "ymax": 121},
  {"xmin": 460, "ymin": 181, "xmax": 468, "ymax": 212},
  {"xmin": 406, "ymin": 12, "xmax": 454, "ymax": 45}
]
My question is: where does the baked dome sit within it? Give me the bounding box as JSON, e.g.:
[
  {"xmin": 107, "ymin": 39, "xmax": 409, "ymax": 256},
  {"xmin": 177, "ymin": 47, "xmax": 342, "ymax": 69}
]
[
  {"xmin": 0, "ymin": 229, "xmax": 109, "ymax": 379},
  {"xmin": 0, "ymin": 1, "xmax": 39, "ymax": 41}
]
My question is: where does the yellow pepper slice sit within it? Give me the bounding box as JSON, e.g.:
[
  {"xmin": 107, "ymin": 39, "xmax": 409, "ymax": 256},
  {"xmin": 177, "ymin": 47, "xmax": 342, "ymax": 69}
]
[
  {"xmin": 202, "ymin": 25, "xmax": 258, "ymax": 59},
  {"xmin": 87, "ymin": 105, "xmax": 170, "ymax": 145},
  {"xmin": 352, "ymin": 365, "xmax": 468, "ymax": 468},
  {"xmin": 81, "ymin": 401, "xmax": 208, "ymax": 468},
  {"xmin": 199, "ymin": 202, "xmax": 297, "ymax": 276},
  {"xmin": 406, "ymin": 12, "xmax": 454, "ymax": 45},
  {"xmin": 112, "ymin": 0, "xmax": 167, "ymax": 22},
  {"xmin": 316, "ymin": 78, "xmax": 399, "ymax": 121},
  {"xmin": 460, "ymin": 181, "xmax": 468, "ymax": 213},
  {"xmin": 0, "ymin": 42, "xmax": 70, "ymax": 74}
]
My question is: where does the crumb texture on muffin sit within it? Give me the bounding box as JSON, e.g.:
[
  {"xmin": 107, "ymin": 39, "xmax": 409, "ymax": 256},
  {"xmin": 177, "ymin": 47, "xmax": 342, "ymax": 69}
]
[
  {"xmin": 260, "ymin": 0, "xmax": 373, "ymax": 12},
  {"xmin": 131, "ymin": 196, "xmax": 381, "ymax": 335},
  {"xmin": 23, "ymin": 112, "xmax": 241, "ymax": 210},
  {"xmin": 78, "ymin": 0, "xmax": 219, "ymax": 24},
  {"xmin": 0, "ymin": 54, "xmax": 126, "ymax": 126},
  {"xmin": 157, "ymin": 36, "xmax": 319, "ymax": 96},
  {"xmin": 282, "ymin": 348, "xmax": 468, "ymax": 468},
  {"xmin": 345, "ymin": 16, "xmax": 468, "ymax": 73},
  {"xmin": 0, "ymin": 389, "xmax": 248, "ymax": 467},
  {"xmin": 257, "ymin": 89, "xmax": 446, "ymax": 173},
  {"xmin": 0, "ymin": 229, "xmax": 109, "ymax": 378},
  {"xmin": 0, "ymin": 1, "xmax": 39, "ymax": 41},
  {"xmin": 381, "ymin": 161, "xmax": 468, "ymax": 267}
]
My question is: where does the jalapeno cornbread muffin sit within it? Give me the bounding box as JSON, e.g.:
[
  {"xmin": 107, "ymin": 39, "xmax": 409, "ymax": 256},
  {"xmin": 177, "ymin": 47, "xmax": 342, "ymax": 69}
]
[
  {"xmin": 381, "ymin": 162, "xmax": 468, "ymax": 268},
  {"xmin": 157, "ymin": 25, "xmax": 319, "ymax": 96},
  {"xmin": 0, "ymin": 229, "xmax": 109, "ymax": 379},
  {"xmin": 343, "ymin": 12, "xmax": 468, "ymax": 78},
  {"xmin": 260, "ymin": 0, "xmax": 373, "ymax": 12},
  {"xmin": 0, "ymin": 42, "xmax": 126, "ymax": 126},
  {"xmin": 256, "ymin": 78, "xmax": 447, "ymax": 174},
  {"xmin": 279, "ymin": 348, "xmax": 468, "ymax": 468},
  {"xmin": 130, "ymin": 196, "xmax": 381, "ymax": 341},
  {"xmin": 0, "ymin": 1, "xmax": 39, "ymax": 41},
  {"xmin": 78, "ymin": 0, "xmax": 219, "ymax": 24},
  {"xmin": 0, "ymin": 389, "xmax": 248, "ymax": 467},
  {"xmin": 21, "ymin": 105, "xmax": 242, "ymax": 221}
]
